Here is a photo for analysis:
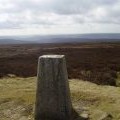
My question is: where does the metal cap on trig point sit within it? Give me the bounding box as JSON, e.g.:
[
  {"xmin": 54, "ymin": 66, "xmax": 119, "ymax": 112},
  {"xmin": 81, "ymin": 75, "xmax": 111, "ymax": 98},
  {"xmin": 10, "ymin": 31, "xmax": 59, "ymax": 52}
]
[{"xmin": 35, "ymin": 55, "xmax": 72, "ymax": 120}]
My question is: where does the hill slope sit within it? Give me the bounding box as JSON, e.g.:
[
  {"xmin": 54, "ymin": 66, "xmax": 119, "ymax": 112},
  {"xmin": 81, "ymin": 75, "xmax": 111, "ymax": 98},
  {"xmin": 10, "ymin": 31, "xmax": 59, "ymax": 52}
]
[{"xmin": 0, "ymin": 33, "xmax": 120, "ymax": 44}]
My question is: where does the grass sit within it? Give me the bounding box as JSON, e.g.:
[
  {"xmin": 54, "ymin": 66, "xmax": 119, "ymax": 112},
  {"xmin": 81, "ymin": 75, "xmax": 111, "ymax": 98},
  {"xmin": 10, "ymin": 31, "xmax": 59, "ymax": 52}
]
[
  {"xmin": 0, "ymin": 76, "xmax": 120, "ymax": 120},
  {"xmin": 116, "ymin": 72, "xmax": 120, "ymax": 87},
  {"xmin": 70, "ymin": 79, "xmax": 120, "ymax": 120}
]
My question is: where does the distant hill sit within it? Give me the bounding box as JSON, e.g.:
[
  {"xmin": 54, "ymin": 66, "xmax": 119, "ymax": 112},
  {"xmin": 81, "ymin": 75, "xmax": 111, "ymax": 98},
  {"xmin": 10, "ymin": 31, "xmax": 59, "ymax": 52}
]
[
  {"xmin": 0, "ymin": 33, "xmax": 120, "ymax": 44},
  {"xmin": 0, "ymin": 39, "xmax": 28, "ymax": 44},
  {"xmin": 70, "ymin": 33, "xmax": 120, "ymax": 40}
]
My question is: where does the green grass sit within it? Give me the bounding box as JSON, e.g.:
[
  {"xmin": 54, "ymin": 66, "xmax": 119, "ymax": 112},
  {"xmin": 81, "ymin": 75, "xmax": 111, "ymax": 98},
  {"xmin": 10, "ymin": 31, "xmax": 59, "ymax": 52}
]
[{"xmin": 0, "ymin": 76, "xmax": 120, "ymax": 120}]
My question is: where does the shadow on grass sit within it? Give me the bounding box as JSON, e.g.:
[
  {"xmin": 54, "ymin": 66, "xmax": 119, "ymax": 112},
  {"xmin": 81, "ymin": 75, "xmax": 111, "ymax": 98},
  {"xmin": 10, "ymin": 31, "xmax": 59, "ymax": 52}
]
[{"xmin": 72, "ymin": 109, "xmax": 88, "ymax": 120}]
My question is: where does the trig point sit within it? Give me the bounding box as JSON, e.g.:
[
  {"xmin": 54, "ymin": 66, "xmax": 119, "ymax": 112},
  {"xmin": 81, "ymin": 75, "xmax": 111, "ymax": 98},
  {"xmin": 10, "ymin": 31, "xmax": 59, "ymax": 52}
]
[{"xmin": 35, "ymin": 55, "xmax": 72, "ymax": 120}]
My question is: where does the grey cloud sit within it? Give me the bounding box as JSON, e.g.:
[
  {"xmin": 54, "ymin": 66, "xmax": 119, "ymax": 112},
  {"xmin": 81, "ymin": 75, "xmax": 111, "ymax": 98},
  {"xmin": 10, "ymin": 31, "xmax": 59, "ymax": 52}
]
[
  {"xmin": 2, "ymin": 0, "xmax": 119, "ymax": 14},
  {"xmin": 0, "ymin": 12, "xmax": 55, "ymax": 29},
  {"xmin": 0, "ymin": 0, "xmax": 120, "ymax": 29},
  {"xmin": 50, "ymin": 0, "xmax": 119, "ymax": 15},
  {"xmin": 0, "ymin": 22, "xmax": 21, "ymax": 29},
  {"xmin": 71, "ymin": 0, "xmax": 120, "ymax": 24}
]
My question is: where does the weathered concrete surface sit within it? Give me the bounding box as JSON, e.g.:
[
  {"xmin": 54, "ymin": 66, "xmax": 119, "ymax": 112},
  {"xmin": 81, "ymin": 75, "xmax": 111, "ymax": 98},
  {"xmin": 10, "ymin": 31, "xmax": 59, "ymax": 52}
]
[{"xmin": 35, "ymin": 55, "xmax": 72, "ymax": 120}]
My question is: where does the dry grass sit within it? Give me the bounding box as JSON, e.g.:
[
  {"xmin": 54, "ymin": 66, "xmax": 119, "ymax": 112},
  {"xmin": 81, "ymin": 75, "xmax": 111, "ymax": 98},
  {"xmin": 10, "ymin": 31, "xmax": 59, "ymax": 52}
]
[
  {"xmin": 70, "ymin": 79, "xmax": 120, "ymax": 120},
  {"xmin": 0, "ymin": 76, "xmax": 120, "ymax": 120},
  {"xmin": 0, "ymin": 76, "xmax": 36, "ymax": 120}
]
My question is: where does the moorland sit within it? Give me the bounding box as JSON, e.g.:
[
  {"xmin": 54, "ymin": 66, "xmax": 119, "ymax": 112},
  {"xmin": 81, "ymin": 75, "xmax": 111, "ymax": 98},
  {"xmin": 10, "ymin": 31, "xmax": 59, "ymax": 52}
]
[
  {"xmin": 0, "ymin": 42, "xmax": 120, "ymax": 85},
  {"xmin": 0, "ymin": 42, "xmax": 120, "ymax": 120}
]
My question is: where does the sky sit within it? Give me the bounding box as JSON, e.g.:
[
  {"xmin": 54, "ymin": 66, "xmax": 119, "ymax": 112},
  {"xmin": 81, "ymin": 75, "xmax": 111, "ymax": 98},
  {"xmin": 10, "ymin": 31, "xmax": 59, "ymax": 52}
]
[{"xmin": 0, "ymin": 0, "xmax": 120, "ymax": 36}]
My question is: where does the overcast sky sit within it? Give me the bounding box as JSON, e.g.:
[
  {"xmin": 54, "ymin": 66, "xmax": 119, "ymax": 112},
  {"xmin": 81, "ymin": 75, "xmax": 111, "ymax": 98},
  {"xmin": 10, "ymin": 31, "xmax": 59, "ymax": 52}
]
[{"xmin": 0, "ymin": 0, "xmax": 120, "ymax": 35}]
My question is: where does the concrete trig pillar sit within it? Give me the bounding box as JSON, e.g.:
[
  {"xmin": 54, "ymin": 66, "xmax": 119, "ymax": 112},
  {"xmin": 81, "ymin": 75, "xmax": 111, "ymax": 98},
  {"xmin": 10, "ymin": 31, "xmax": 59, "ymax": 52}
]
[{"xmin": 35, "ymin": 55, "xmax": 72, "ymax": 120}]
